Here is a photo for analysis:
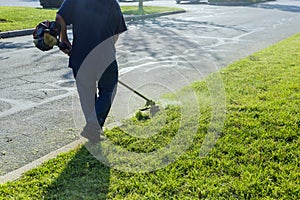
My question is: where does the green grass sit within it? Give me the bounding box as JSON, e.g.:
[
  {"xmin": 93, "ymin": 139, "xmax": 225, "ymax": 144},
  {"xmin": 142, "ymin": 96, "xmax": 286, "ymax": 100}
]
[
  {"xmin": 0, "ymin": 6, "xmax": 183, "ymax": 32},
  {"xmin": 1, "ymin": 33, "xmax": 300, "ymax": 199},
  {"xmin": 0, "ymin": 7, "xmax": 56, "ymax": 32}
]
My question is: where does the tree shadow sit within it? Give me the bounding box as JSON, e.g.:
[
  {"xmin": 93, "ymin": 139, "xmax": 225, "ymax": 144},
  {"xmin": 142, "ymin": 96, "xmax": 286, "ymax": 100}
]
[
  {"xmin": 0, "ymin": 41, "xmax": 33, "ymax": 49},
  {"xmin": 208, "ymin": 0, "xmax": 300, "ymax": 13},
  {"xmin": 0, "ymin": 56, "xmax": 9, "ymax": 61},
  {"xmin": 124, "ymin": 16, "xmax": 247, "ymax": 57},
  {"xmin": 249, "ymin": 3, "xmax": 300, "ymax": 13},
  {"xmin": 62, "ymin": 70, "xmax": 74, "ymax": 80},
  {"xmin": 44, "ymin": 145, "xmax": 111, "ymax": 200},
  {"xmin": 118, "ymin": 16, "xmax": 250, "ymax": 78}
]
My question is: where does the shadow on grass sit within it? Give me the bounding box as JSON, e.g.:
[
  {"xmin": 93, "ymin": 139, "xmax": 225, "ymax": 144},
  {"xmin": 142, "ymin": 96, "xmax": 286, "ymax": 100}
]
[{"xmin": 44, "ymin": 145, "xmax": 111, "ymax": 200}]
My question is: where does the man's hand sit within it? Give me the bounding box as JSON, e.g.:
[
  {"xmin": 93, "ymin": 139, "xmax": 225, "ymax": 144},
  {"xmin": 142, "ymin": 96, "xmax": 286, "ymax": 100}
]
[
  {"xmin": 56, "ymin": 14, "xmax": 72, "ymax": 56},
  {"xmin": 60, "ymin": 39, "xmax": 72, "ymax": 55},
  {"xmin": 58, "ymin": 41, "xmax": 72, "ymax": 55}
]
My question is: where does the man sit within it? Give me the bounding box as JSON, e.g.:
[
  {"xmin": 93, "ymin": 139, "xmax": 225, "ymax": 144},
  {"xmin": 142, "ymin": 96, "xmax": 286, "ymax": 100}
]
[{"xmin": 56, "ymin": 0, "xmax": 127, "ymax": 143}]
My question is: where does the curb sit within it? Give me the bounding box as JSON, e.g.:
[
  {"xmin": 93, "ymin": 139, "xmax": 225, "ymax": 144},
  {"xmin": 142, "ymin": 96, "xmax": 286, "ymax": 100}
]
[
  {"xmin": 0, "ymin": 139, "xmax": 85, "ymax": 184},
  {"xmin": 0, "ymin": 28, "xmax": 35, "ymax": 39},
  {"xmin": 0, "ymin": 10, "xmax": 185, "ymax": 39}
]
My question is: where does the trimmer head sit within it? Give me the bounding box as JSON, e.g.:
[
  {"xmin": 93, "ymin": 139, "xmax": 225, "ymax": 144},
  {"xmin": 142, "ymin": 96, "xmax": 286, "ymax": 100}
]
[
  {"xmin": 149, "ymin": 105, "xmax": 160, "ymax": 116},
  {"xmin": 140, "ymin": 99, "xmax": 160, "ymax": 116},
  {"xmin": 118, "ymin": 80, "xmax": 160, "ymax": 116}
]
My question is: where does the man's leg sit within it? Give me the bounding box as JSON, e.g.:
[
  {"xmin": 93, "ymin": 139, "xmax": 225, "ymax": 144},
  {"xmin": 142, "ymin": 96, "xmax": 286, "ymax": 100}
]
[
  {"xmin": 95, "ymin": 61, "xmax": 118, "ymax": 127},
  {"xmin": 75, "ymin": 68, "xmax": 99, "ymax": 128},
  {"xmin": 75, "ymin": 65, "xmax": 103, "ymax": 143},
  {"xmin": 74, "ymin": 36, "xmax": 116, "ymax": 142}
]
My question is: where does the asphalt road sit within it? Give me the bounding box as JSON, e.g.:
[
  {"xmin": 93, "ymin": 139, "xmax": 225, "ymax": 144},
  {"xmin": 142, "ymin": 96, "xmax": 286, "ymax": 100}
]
[{"xmin": 0, "ymin": 0, "xmax": 300, "ymax": 175}]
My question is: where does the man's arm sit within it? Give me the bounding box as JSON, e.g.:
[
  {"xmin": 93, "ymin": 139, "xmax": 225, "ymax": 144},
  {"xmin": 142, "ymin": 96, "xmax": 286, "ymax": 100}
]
[{"xmin": 56, "ymin": 13, "xmax": 72, "ymax": 55}]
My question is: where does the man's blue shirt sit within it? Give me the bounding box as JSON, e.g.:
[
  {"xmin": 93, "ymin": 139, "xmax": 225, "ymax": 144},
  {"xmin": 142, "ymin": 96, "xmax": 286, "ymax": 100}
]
[{"xmin": 57, "ymin": 0, "xmax": 127, "ymax": 72}]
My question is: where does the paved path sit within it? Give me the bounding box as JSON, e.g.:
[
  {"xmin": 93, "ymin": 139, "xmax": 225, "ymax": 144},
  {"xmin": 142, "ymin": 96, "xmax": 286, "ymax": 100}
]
[{"xmin": 0, "ymin": 0, "xmax": 300, "ymax": 178}]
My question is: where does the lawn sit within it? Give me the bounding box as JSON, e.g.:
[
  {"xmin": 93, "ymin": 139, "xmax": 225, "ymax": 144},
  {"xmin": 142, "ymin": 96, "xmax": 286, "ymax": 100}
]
[
  {"xmin": 0, "ymin": 30, "xmax": 299, "ymax": 200},
  {"xmin": 0, "ymin": 6, "xmax": 183, "ymax": 32}
]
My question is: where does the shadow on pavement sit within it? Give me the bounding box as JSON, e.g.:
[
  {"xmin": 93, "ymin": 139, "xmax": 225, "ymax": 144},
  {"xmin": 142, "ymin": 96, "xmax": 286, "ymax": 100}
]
[
  {"xmin": 62, "ymin": 70, "xmax": 74, "ymax": 80},
  {"xmin": 0, "ymin": 41, "xmax": 33, "ymax": 49},
  {"xmin": 249, "ymin": 3, "xmax": 300, "ymax": 13},
  {"xmin": 124, "ymin": 18, "xmax": 202, "ymax": 58},
  {"xmin": 44, "ymin": 145, "xmax": 111, "ymax": 199},
  {"xmin": 0, "ymin": 56, "xmax": 9, "ymax": 61}
]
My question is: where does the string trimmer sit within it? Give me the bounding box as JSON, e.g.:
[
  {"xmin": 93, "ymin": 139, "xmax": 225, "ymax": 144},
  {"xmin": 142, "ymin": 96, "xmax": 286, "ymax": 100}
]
[
  {"xmin": 32, "ymin": 21, "xmax": 159, "ymax": 115},
  {"xmin": 118, "ymin": 80, "xmax": 160, "ymax": 116}
]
